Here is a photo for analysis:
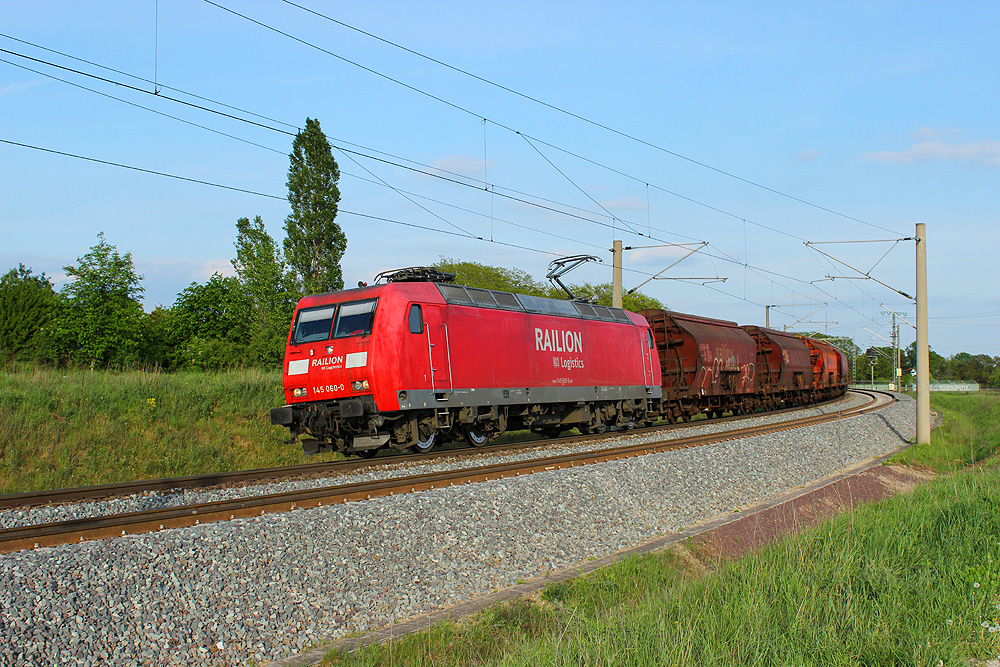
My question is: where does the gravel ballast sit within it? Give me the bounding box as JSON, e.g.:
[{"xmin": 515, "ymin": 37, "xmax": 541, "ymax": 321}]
[{"xmin": 1, "ymin": 394, "xmax": 914, "ymax": 666}]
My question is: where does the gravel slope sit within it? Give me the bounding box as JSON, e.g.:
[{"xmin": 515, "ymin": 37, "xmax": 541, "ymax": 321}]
[{"xmin": 0, "ymin": 394, "xmax": 913, "ymax": 666}]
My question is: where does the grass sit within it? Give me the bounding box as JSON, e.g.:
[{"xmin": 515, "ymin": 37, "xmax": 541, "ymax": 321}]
[
  {"xmin": 0, "ymin": 366, "xmax": 344, "ymax": 493},
  {"xmin": 322, "ymin": 393, "xmax": 1000, "ymax": 667},
  {"xmin": 891, "ymin": 392, "xmax": 1000, "ymax": 472}
]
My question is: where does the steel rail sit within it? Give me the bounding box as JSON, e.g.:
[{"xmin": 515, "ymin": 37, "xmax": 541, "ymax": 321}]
[
  {"xmin": 0, "ymin": 391, "xmax": 892, "ymax": 554},
  {"xmin": 0, "ymin": 397, "xmax": 842, "ymax": 511}
]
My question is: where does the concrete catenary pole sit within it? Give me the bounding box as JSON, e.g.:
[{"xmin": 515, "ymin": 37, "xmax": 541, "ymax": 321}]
[
  {"xmin": 915, "ymin": 223, "xmax": 931, "ymax": 444},
  {"xmin": 612, "ymin": 240, "xmax": 623, "ymax": 309}
]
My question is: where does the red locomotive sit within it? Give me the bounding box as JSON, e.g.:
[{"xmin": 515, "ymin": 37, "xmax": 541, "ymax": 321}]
[
  {"xmin": 271, "ymin": 268, "xmax": 850, "ymax": 456},
  {"xmin": 270, "ymin": 268, "xmax": 660, "ymax": 456}
]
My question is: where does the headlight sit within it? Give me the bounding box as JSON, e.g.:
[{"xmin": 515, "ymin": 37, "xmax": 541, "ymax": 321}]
[
  {"xmin": 352, "ymin": 380, "xmax": 369, "ymax": 391},
  {"xmin": 292, "ymin": 387, "xmax": 307, "ymax": 397}
]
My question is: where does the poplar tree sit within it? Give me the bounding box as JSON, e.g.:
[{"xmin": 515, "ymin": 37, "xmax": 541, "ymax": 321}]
[
  {"xmin": 233, "ymin": 215, "xmax": 298, "ymax": 322},
  {"xmin": 233, "ymin": 215, "xmax": 299, "ymax": 364},
  {"xmin": 283, "ymin": 118, "xmax": 345, "ymax": 295}
]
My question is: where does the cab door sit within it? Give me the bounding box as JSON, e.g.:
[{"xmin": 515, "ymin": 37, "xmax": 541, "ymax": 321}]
[
  {"xmin": 640, "ymin": 327, "xmax": 656, "ymax": 392},
  {"xmin": 422, "ymin": 305, "xmax": 452, "ymax": 397}
]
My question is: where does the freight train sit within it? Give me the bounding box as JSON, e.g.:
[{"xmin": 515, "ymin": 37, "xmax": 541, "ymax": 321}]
[{"xmin": 269, "ymin": 267, "xmax": 849, "ymax": 457}]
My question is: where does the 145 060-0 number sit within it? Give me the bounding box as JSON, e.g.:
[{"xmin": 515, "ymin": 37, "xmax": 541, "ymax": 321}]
[{"xmin": 313, "ymin": 384, "xmax": 346, "ymax": 394}]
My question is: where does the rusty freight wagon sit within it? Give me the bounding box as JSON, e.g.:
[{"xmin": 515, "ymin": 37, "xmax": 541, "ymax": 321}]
[
  {"xmin": 741, "ymin": 325, "xmax": 814, "ymax": 409},
  {"xmin": 640, "ymin": 309, "xmax": 758, "ymax": 421}
]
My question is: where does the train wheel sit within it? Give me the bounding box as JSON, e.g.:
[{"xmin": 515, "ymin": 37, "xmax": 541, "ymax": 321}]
[
  {"xmin": 357, "ymin": 448, "xmax": 380, "ymax": 459},
  {"xmin": 463, "ymin": 424, "xmax": 490, "ymax": 447},
  {"xmin": 411, "ymin": 431, "xmax": 436, "ymax": 454}
]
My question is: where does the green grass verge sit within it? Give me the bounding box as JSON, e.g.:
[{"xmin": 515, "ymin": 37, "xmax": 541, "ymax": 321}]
[
  {"xmin": 891, "ymin": 392, "xmax": 1000, "ymax": 472},
  {"xmin": 0, "ymin": 367, "xmax": 343, "ymax": 493},
  {"xmin": 324, "ymin": 393, "xmax": 1000, "ymax": 666}
]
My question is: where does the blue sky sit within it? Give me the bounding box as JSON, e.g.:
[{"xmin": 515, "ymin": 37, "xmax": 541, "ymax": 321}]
[{"xmin": 2, "ymin": 1, "xmax": 997, "ymax": 358}]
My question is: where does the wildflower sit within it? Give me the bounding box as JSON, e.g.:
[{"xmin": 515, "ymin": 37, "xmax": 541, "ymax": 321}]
[
  {"xmin": 975, "ymin": 582, "xmax": 981, "ymax": 588},
  {"xmin": 946, "ymin": 619, "xmax": 953, "ymax": 626},
  {"xmin": 983, "ymin": 621, "xmax": 990, "ymax": 628},
  {"xmin": 147, "ymin": 397, "xmax": 156, "ymax": 407}
]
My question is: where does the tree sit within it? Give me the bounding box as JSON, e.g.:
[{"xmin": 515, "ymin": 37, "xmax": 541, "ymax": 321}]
[
  {"xmin": 234, "ymin": 216, "xmax": 298, "ymax": 319},
  {"xmin": 59, "ymin": 233, "xmax": 145, "ymax": 367},
  {"xmin": 233, "ymin": 216, "xmax": 300, "ymax": 365},
  {"xmin": 904, "ymin": 341, "xmax": 949, "ymax": 381},
  {"xmin": 0, "ymin": 264, "xmax": 58, "ymax": 361},
  {"xmin": 139, "ymin": 306, "xmax": 180, "ymax": 370},
  {"xmin": 170, "ymin": 274, "xmax": 251, "ymax": 369},
  {"xmin": 434, "ymin": 258, "xmax": 549, "ymax": 296},
  {"xmin": 283, "ymin": 118, "xmax": 345, "ymax": 295},
  {"xmin": 566, "ymin": 282, "xmax": 664, "ymax": 311}
]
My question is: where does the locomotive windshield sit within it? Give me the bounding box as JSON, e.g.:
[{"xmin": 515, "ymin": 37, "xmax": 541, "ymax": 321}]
[
  {"xmin": 333, "ymin": 299, "xmax": 377, "ymax": 338},
  {"xmin": 291, "ymin": 306, "xmax": 336, "ymax": 344}
]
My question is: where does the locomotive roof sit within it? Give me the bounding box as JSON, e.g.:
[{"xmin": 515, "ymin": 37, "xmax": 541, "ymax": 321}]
[
  {"xmin": 295, "ymin": 281, "xmax": 642, "ymax": 326},
  {"xmin": 436, "ymin": 282, "xmax": 638, "ymax": 325}
]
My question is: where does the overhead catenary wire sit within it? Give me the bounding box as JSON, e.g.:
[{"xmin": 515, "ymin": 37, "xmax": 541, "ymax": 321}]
[
  {"xmin": 0, "ymin": 31, "xmax": 299, "ymax": 131},
  {"xmin": 0, "ymin": 137, "xmax": 669, "ymax": 280},
  {"xmin": 333, "ymin": 146, "xmax": 477, "ymax": 238},
  {"xmin": 0, "ymin": 56, "xmax": 288, "ymax": 156},
  {"xmin": 0, "ymin": 32, "xmax": 903, "ymax": 328},
  {"xmin": 0, "ymin": 42, "xmax": 689, "ymax": 245},
  {"xmin": 2, "ymin": 132, "xmax": 892, "ymax": 324},
  {"xmin": 0, "ymin": 138, "xmax": 287, "ymax": 200},
  {"xmin": 273, "ymin": 0, "xmax": 902, "ymax": 237},
  {"xmin": 0, "ymin": 36, "xmax": 821, "ymax": 251},
  {"xmin": 199, "ymin": 2, "xmax": 906, "ymax": 240},
  {"xmin": 0, "ymin": 50, "xmax": 891, "ymax": 329},
  {"xmin": 4, "ymin": 43, "xmax": 653, "ymax": 258},
  {"xmin": 519, "ymin": 133, "xmax": 645, "ymax": 238},
  {"xmin": 0, "ymin": 46, "xmax": 297, "ymax": 137}
]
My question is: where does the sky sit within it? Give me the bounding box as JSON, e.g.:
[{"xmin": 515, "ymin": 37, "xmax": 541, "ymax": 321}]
[{"xmin": 1, "ymin": 1, "xmax": 998, "ymax": 358}]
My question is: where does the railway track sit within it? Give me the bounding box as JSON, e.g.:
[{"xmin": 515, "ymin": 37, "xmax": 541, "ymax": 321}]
[
  {"xmin": 0, "ymin": 396, "xmax": 848, "ymax": 511},
  {"xmin": 0, "ymin": 390, "xmax": 894, "ymax": 554}
]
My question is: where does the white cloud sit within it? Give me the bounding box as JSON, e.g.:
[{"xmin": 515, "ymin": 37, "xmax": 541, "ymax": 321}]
[
  {"xmin": 0, "ymin": 80, "xmax": 43, "ymax": 97},
  {"xmin": 796, "ymin": 149, "xmax": 821, "ymax": 164},
  {"xmin": 863, "ymin": 128, "xmax": 1000, "ymax": 169}
]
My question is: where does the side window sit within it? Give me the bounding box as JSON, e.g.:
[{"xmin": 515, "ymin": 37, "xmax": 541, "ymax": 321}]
[
  {"xmin": 408, "ymin": 304, "xmax": 423, "ymax": 334},
  {"xmin": 647, "ymin": 330, "xmax": 655, "ymax": 350}
]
